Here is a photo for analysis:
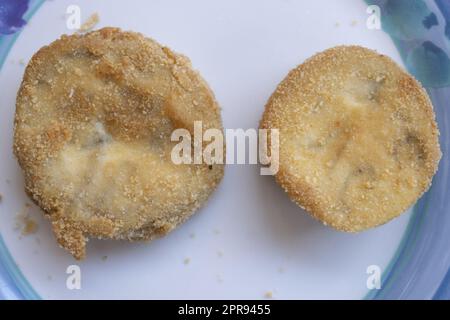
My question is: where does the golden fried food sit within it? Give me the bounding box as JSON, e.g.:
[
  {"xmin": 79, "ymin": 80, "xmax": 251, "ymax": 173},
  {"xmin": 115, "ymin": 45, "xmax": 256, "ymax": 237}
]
[
  {"xmin": 14, "ymin": 28, "xmax": 224, "ymax": 259},
  {"xmin": 260, "ymin": 45, "xmax": 441, "ymax": 232}
]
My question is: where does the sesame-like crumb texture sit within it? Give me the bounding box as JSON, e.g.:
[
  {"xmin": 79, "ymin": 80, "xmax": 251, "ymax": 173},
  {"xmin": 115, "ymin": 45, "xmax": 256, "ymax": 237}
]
[
  {"xmin": 260, "ymin": 46, "xmax": 441, "ymax": 232},
  {"xmin": 14, "ymin": 27, "xmax": 224, "ymax": 259}
]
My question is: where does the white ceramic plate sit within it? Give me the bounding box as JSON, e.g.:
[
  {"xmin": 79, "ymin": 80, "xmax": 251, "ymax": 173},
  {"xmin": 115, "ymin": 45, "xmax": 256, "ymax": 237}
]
[{"xmin": 0, "ymin": 0, "xmax": 415, "ymax": 299}]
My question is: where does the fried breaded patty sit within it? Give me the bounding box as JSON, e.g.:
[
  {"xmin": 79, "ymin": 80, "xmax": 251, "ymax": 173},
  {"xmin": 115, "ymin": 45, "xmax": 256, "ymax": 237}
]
[
  {"xmin": 14, "ymin": 28, "xmax": 224, "ymax": 259},
  {"xmin": 260, "ymin": 45, "xmax": 441, "ymax": 232}
]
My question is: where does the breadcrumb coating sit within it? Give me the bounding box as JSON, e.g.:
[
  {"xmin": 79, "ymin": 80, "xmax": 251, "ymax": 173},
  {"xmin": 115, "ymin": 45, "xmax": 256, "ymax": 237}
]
[
  {"xmin": 260, "ymin": 46, "xmax": 441, "ymax": 232},
  {"xmin": 14, "ymin": 28, "xmax": 224, "ymax": 259}
]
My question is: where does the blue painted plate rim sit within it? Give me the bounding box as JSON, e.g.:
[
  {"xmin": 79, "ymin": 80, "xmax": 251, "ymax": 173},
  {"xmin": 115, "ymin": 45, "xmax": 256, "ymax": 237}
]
[{"xmin": 0, "ymin": 0, "xmax": 449, "ymax": 300}]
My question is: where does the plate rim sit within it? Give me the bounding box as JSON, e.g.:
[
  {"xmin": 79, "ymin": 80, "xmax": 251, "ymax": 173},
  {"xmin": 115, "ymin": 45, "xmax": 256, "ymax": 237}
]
[{"xmin": 0, "ymin": 0, "xmax": 448, "ymax": 300}]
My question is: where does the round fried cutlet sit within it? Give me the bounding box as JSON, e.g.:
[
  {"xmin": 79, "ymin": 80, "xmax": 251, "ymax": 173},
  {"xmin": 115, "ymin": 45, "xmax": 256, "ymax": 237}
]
[
  {"xmin": 260, "ymin": 45, "xmax": 441, "ymax": 232},
  {"xmin": 14, "ymin": 27, "xmax": 224, "ymax": 259}
]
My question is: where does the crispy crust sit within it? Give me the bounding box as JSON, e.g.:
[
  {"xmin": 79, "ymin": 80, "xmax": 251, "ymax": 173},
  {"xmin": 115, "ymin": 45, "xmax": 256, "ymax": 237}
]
[
  {"xmin": 14, "ymin": 28, "xmax": 224, "ymax": 259},
  {"xmin": 260, "ymin": 45, "xmax": 441, "ymax": 232}
]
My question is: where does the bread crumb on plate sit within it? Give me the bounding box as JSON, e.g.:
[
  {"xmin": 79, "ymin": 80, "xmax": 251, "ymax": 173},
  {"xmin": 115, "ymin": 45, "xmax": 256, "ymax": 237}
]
[
  {"xmin": 78, "ymin": 13, "xmax": 99, "ymax": 33},
  {"xmin": 15, "ymin": 205, "xmax": 38, "ymax": 236}
]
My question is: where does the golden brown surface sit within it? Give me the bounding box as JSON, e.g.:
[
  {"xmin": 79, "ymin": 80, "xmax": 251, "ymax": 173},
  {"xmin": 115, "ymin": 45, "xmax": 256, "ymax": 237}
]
[
  {"xmin": 260, "ymin": 45, "xmax": 441, "ymax": 232},
  {"xmin": 14, "ymin": 27, "xmax": 224, "ymax": 259}
]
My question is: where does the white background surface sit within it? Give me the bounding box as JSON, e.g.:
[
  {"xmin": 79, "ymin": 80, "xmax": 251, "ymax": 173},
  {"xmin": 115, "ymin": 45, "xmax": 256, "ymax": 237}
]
[{"xmin": 0, "ymin": 0, "xmax": 411, "ymax": 299}]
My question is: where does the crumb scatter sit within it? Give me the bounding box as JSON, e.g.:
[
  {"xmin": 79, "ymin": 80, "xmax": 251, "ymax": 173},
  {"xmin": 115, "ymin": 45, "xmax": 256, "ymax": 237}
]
[
  {"xmin": 78, "ymin": 13, "xmax": 99, "ymax": 33},
  {"xmin": 15, "ymin": 205, "xmax": 38, "ymax": 236}
]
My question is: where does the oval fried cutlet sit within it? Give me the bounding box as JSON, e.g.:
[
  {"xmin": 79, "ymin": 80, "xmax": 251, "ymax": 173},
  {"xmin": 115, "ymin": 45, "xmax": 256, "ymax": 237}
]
[
  {"xmin": 14, "ymin": 27, "xmax": 224, "ymax": 259},
  {"xmin": 260, "ymin": 45, "xmax": 441, "ymax": 232}
]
